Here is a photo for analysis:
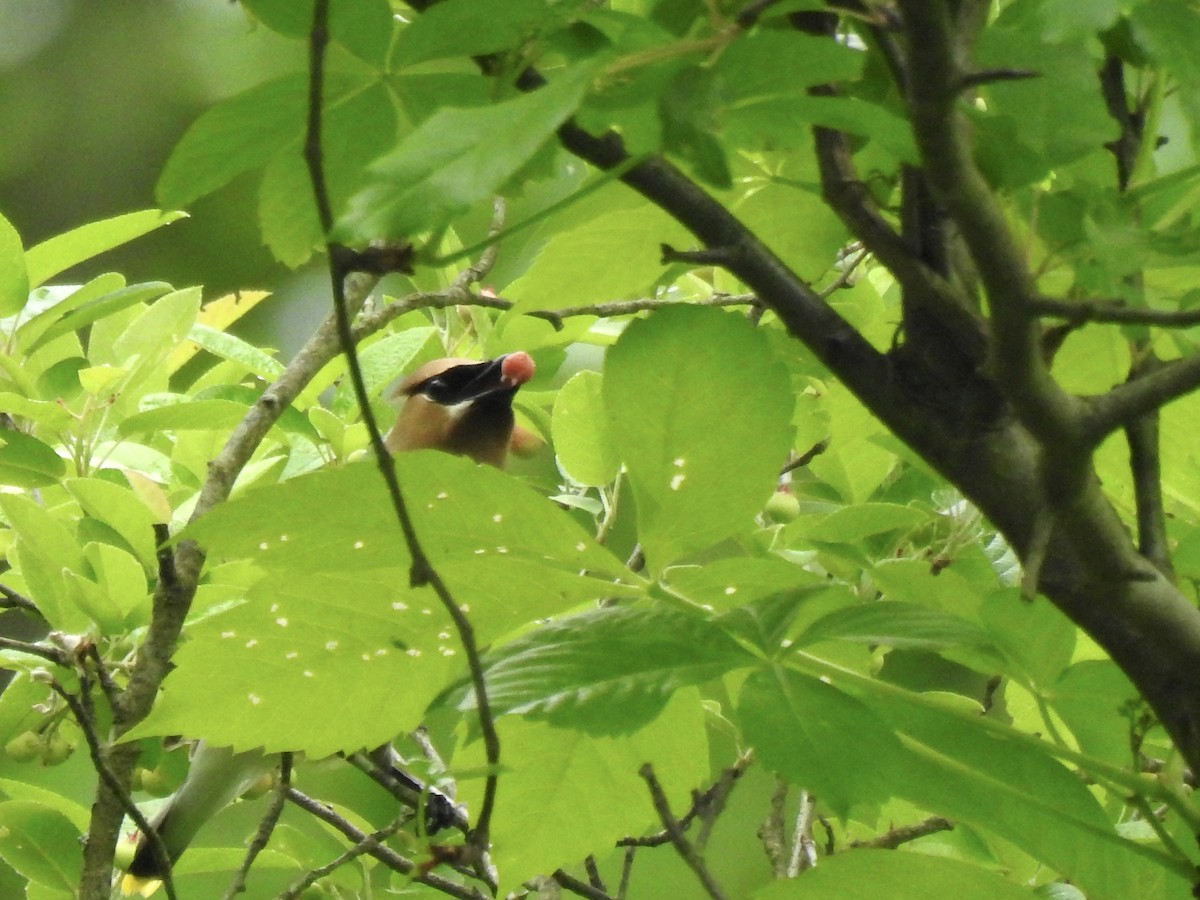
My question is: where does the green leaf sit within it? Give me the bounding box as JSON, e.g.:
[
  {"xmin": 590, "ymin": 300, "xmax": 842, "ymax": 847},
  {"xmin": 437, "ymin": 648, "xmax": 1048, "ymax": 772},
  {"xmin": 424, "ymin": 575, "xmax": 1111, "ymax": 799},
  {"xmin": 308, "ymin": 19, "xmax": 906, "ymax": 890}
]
[
  {"xmin": 458, "ymin": 692, "xmax": 709, "ymax": 896},
  {"xmin": 111, "ymin": 287, "xmax": 200, "ymax": 368},
  {"xmin": 737, "ymin": 665, "xmax": 905, "ymax": 815},
  {"xmin": 0, "ymin": 432, "xmax": 66, "ymax": 489},
  {"xmin": 64, "ymin": 477, "xmax": 158, "ymax": 570},
  {"xmin": 847, "ymin": 676, "xmax": 1192, "ymax": 899},
  {"xmin": 506, "ymin": 205, "xmax": 689, "ymax": 310},
  {"xmin": 753, "ymin": 849, "xmax": 1035, "ymax": 900},
  {"xmin": 983, "ymin": 592, "xmax": 1076, "ymax": 689},
  {"xmin": 804, "ymin": 502, "xmax": 927, "ymax": 543},
  {"xmin": 604, "ymin": 306, "xmax": 793, "ymax": 571},
  {"xmin": 462, "ymin": 604, "xmax": 750, "ymax": 734},
  {"xmin": 182, "ymin": 456, "xmax": 642, "ymax": 640},
  {"xmin": 329, "ymin": 327, "xmax": 438, "ymax": 418},
  {"xmin": 157, "ymin": 73, "xmax": 366, "ymax": 208},
  {"xmin": 0, "ymin": 780, "xmax": 89, "ymax": 833},
  {"xmin": 0, "ymin": 494, "xmax": 85, "ymax": 577},
  {"xmin": 0, "ymin": 211, "xmax": 28, "ymax": 317},
  {"xmin": 1048, "ymin": 660, "xmax": 1139, "ymax": 768},
  {"xmin": 339, "ymin": 66, "xmax": 595, "ymax": 239},
  {"xmin": 0, "ymin": 801, "xmax": 81, "ymax": 891},
  {"xmin": 182, "ymin": 323, "xmax": 286, "ymax": 381},
  {"xmin": 119, "ymin": 398, "xmax": 253, "ymax": 437},
  {"xmin": 122, "ymin": 568, "xmax": 462, "ymax": 756},
  {"xmin": 23, "ymin": 210, "xmax": 184, "ymax": 289},
  {"xmin": 24, "ymin": 282, "xmax": 174, "ymax": 355},
  {"xmin": 798, "ymin": 601, "xmax": 990, "ymax": 651},
  {"xmin": 259, "ymin": 80, "xmax": 398, "ymax": 267},
  {"xmin": 552, "ymin": 370, "xmax": 620, "ymax": 486},
  {"xmin": 242, "ymin": 0, "xmax": 393, "ymax": 66},
  {"xmin": 393, "ymin": 0, "xmax": 560, "ymax": 68}
]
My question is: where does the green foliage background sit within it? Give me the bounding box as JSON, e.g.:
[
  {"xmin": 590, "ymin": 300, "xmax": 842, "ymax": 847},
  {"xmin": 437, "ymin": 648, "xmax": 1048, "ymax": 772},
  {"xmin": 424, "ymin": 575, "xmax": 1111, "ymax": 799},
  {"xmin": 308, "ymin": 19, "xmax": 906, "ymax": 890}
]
[{"xmin": 2, "ymin": 0, "xmax": 1200, "ymax": 898}]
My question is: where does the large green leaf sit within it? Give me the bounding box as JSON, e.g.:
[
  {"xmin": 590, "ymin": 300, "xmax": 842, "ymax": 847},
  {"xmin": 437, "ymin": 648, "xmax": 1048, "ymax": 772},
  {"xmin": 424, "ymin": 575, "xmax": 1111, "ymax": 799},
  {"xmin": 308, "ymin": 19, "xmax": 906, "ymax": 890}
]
[
  {"xmin": 754, "ymin": 849, "xmax": 1035, "ymax": 900},
  {"xmin": 338, "ymin": 66, "xmax": 595, "ymax": 239},
  {"xmin": 0, "ymin": 432, "xmax": 66, "ymax": 489},
  {"xmin": 506, "ymin": 205, "xmax": 689, "ymax": 310},
  {"xmin": 135, "ymin": 457, "xmax": 645, "ymax": 753},
  {"xmin": 456, "ymin": 691, "xmax": 710, "ymax": 896},
  {"xmin": 0, "ymin": 211, "xmax": 28, "ymax": 317},
  {"xmin": 23, "ymin": 210, "xmax": 184, "ymax": 289},
  {"xmin": 604, "ymin": 306, "xmax": 793, "ymax": 571},
  {"xmin": 23, "ymin": 282, "xmax": 174, "ymax": 355},
  {"xmin": 157, "ymin": 73, "xmax": 368, "ymax": 208},
  {"xmin": 737, "ymin": 665, "xmax": 905, "ymax": 816},
  {"xmin": 822, "ymin": 659, "xmax": 1195, "ymax": 899},
  {"xmin": 456, "ymin": 604, "xmax": 751, "ymax": 734},
  {"xmin": 0, "ymin": 802, "xmax": 81, "ymax": 892},
  {"xmin": 797, "ymin": 601, "xmax": 991, "ymax": 652},
  {"xmin": 122, "ymin": 568, "xmax": 461, "ymax": 756},
  {"xmin": 551, "ymin": 370, "xmax": 620, "ymax": 486},
  {"xmin": 183, "ymin": 455, "xmax": 640, "ymax": 628},
  {"xmin": 242, "ymin": 0, "xmax": 393, "ymax": 66}
]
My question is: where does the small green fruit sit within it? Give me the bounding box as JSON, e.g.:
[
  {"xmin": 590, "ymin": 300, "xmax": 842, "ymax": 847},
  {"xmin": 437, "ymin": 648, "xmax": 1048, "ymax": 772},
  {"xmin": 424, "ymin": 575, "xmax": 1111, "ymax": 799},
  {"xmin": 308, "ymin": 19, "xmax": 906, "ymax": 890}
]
[{"xmin": 4, "ymin": 731, "xmax": 43, "ymax": 763}]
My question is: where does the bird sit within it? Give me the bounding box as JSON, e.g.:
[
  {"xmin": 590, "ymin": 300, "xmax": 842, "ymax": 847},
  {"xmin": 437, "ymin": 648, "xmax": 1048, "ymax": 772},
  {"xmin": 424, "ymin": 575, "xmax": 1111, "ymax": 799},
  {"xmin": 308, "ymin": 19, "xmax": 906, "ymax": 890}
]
[
  {"xmin": 384, "ymin": 351, "xmax": 537, "ymax": 466},
  {"xmin": 122, "ymin": 352, "xmax": 536, "ymax": 895}
]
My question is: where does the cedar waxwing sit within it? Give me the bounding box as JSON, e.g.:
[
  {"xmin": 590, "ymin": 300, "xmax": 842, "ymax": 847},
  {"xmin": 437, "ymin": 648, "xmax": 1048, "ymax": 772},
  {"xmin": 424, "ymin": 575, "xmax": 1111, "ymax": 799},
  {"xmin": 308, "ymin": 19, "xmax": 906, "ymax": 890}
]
[
  {"xmin": 384, "ymin": 351, "xmax": 537, "ymax": 466},
  {"xmin": 122, "ymin": 353, "xmax": 535, "ymax": 894}
]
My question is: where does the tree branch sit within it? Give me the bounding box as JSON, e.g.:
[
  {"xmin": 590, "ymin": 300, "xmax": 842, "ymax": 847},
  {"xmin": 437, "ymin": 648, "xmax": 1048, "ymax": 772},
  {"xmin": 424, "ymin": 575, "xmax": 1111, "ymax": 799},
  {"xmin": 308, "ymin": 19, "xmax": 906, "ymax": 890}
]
[
  {"xmin": 896, "ymin": 0, "xmax": 1087, "ymax": 451},
  {"xmin": 285, "ymin": 788, "xmax": 488, "ymax": 899},
  {"xmin": 303, "ymin": 0, "xmax": 500, "ymax": 854},
  {"xmin": 847, "ymin": 815, "xmax": 954, "ymax": 849},
  {"xmin": 1082, "ymin": 354, "xmax": 1200, "ymax": 443},
  {"xmin": 638, "ymin": 764, "xmax": 728, "ymax": 900},
  {"xmin": 1028, "ymin": 295, "xmax": 1200, "ymax": 328},
  {"xmin": 220, "ymin": 753, "xmax": 292, "ymax": 900}
]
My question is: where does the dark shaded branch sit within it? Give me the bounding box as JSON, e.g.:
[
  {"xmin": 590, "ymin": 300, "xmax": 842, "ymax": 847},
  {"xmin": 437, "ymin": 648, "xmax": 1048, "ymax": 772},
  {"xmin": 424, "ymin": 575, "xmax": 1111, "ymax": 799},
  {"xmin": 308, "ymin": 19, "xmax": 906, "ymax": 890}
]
[
  {"xmin": 1028, "ymin": 296, "xmax": 1200, "ymax": 328},
  {"xmin": 1125, "ymin": 353, "xmax": 1174, "ymax": 578},
  {"xmin": 954, "ymin": 67, "xmax": 1038, "ymax": 91},
  {"xmin": 1083, "ymin": 354, "xmax": 1200, "ymax": 443},
  {"xmin": 811, "ymin": 125, "xmax": 987, "ymax": 362},
  {"xmin": 0, "ymin": 583, "xmax": 39, "ymax": 613},
  {"xmin": 0, "ymin": 636, "xmax": 70, "ymax": 667},
  {"xmin": 302, "ymin": 0, "xmax": 500, "ymax": 852},
  {"xmin": 897, "ymin": 0, "xmax": 1087, "ymax": 451}
]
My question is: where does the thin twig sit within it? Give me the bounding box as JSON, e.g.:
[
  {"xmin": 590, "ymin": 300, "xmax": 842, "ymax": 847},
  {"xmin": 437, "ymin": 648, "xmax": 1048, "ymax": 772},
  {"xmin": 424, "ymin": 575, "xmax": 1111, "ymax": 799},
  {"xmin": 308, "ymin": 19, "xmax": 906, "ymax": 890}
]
[
  {"xmin": 637, "ymin": 764, "xmax": 728, "ymax": 900},
  {"xmin": 619, "ymin": 756, "xmax": 751, "ymax": 849},
  {"xmin": 554, "ymin": 869, "xmax": 617, "ymax": 900},
  {"xmin": 617, "ymin": 847, "xmax": 636, "ymax": 900},
  {"xmin": 278, "ymin": 812, "xmax": 410, "ymax": 900},
  {"xmin": 0, "ymin": 583, "xmax": 39, "ymax": 613},
  {"xmin": 50, "ymin": 678, "xmax": 177, "ymax": 900},
  {"xmin": 220, "ymin": 753, "xmax": 293, "ymax": 900},
  {"xmin": 786, "ymin": 790, "xmax": 817, "ymax": 876},
  {"xmin": 759, "ymin": 778, "xmax": 788, "ymax": 877},
  {"xmin": 285, "ymin": 788, "xmax": 489, "ymax": 900},
  {"xmin": 303, "ymin": 0, "xmax": 501, "ymax": 854},
  {"xmin": 847, "ymin": 815, "xmax": 953, "ymax": 849},
  {"xmin": 0, "ymin": 636, "xmax": 70, "ymax": 667}
]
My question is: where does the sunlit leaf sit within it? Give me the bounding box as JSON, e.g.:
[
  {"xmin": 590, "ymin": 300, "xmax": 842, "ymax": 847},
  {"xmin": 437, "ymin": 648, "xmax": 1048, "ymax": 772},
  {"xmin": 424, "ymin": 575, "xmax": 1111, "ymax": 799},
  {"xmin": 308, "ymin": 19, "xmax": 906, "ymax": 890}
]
[
  {"xmin": 23, "ymin": 210, "xmax": 185, "ymax": 289},
  {"xmin": 339, "ymin": 67, "xmax": 595, "ymax": 239}
]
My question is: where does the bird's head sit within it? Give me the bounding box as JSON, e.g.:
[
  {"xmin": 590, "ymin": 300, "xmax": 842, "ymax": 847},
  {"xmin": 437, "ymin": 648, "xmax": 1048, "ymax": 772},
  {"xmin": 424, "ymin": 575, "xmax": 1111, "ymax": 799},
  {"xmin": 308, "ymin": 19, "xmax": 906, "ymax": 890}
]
[{"xmin": 384, "ymin": 352, "xmax": 536, "ymax": 467}]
